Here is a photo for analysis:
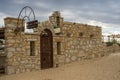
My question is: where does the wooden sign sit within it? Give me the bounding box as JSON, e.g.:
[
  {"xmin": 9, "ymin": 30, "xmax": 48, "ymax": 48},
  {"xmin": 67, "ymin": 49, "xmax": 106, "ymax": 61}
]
[{"xmin": 27, "ymin": 20, "xmax": 38, "ymax": 29}]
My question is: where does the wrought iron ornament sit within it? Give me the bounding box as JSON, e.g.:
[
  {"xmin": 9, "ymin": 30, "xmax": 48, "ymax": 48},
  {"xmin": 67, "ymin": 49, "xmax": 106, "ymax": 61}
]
[{"xmin": 15, "ymin": 6, "xmax": 38, "ymax": 32}]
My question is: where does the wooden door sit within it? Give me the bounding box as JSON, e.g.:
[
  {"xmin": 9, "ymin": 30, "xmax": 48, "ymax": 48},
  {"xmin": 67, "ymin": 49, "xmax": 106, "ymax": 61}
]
[{"xmin": 40, "ymin": 29, "xmax": 53, "ymax": 69}]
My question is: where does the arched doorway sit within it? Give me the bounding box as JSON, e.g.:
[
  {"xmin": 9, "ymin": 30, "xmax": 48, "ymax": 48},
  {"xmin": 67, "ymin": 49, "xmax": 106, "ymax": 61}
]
[{"xmin": 40, "ymin": 29, "xmax": 53, "ymax": 69}]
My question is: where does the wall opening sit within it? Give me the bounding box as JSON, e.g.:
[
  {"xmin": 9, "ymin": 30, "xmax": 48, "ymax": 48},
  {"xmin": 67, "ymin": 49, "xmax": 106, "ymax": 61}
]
[
  {"xmin": 57, "ymin": 42, "xmax": 61, "ymax": 55},
  {"xmin": 30, "ymin": 41, "xmax": 35, "ymax": 56},
  {"xmin": 0, "ymin": 56, "xmax": 5, "ymax": 74}
]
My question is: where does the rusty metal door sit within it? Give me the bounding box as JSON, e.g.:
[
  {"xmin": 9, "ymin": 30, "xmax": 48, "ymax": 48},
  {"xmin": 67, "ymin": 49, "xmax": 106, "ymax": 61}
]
[{"xmin": 40, "ymin": 29, "xmax": 53, "ymax": 69}]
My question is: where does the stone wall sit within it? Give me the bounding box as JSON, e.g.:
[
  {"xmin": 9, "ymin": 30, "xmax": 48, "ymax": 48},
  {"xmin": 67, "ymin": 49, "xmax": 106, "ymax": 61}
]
[
  {"xmin": 3, "ymin": 11, "xmax": 120, "ymax": 75},
  {"xmin": 107, "ymin": 44, "xmax": 120, "ymax": 53},
  {"xmin": 49, "ymin": 14, "xmax": 104, "ymax": 64},
  {"xmin": 4, "ymin": 17, "xmax": 40, "ymax": 74}
]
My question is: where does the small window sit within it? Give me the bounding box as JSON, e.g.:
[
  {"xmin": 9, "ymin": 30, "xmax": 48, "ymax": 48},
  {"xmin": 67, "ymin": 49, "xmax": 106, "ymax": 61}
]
[
  {"xmin": 57, "ymin": 42, "xmax": 61, "ymax": 55},
  {"xmin": 30, "ymin": 41, "xmax": 35, "ymax": 56}
]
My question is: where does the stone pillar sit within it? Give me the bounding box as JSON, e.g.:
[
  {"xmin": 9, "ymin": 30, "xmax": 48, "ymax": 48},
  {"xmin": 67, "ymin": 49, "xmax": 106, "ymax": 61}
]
[
  {"xmin": 49, "ymin": 11, "xmax": 64, "ymax": 34},
  {"xmin": 4, "ymin": 17, "xmax": 24, "ymax": 74}
]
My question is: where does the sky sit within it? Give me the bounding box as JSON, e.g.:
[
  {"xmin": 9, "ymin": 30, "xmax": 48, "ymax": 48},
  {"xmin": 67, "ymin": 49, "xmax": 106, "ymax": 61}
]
[{"xmin": 0, "ymin": 0, "xmax": 120, "ymax": 36}]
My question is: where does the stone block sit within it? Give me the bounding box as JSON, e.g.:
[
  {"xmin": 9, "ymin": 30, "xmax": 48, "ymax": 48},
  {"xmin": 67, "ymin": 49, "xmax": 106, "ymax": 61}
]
[
  {"xmin": 16, "ymin": 69, "xmax": 20, "ymax": 74},
  {"xmin": 21, "ymin": 61, "xmax": 25, "ymax": 64},
  {"xmin": 7, "ymin": 39, "xmax": 16, "ymax": 43},
  {"xmin": 7, "ymin": 66, "xmax": 15, "ymax": 74},
  {"xmin": 78, "ymin": 51, "xmax": 86, "ymax": 57},
  {"xmin": 16, "ymin": 48, "xmax": 22, "ymax": 51},
  {"xmin": 7, "ymin": 48, "xmax": 16, "ymax": 52},
  {"xmin": 7, "ymin": 52, "xmax": 13, "ymax": 58},
  {"xmin": 17, "ymin": 57, "xmax": 21, "ymax": 61},
  {"xmin": 65, "ymin": 58, "xmax": 71, "ymax": 63},
  {"xmin": 57, "ymin": 55, "xmax": 65, "ymax": 63},
  {"xmin": 71, "ymin": 56, "xmax": 77, "ymax": 61},
  {"xmin": 25, "ymin": 64, "xmax": 31, "ymax": 68}
]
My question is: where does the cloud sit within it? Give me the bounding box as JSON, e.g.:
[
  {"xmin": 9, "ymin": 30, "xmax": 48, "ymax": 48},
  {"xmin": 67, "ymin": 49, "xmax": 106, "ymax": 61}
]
[
  {"xmin": 1, "ymin": 0, "xmax": 120, "ymax": 25},
  {"xmin": 12, "ymin": 0, "xmax": 29, "ymax": 4},
  {"xmin": 0, "ymin": 0, "xmax": 120, "ymax": 35},
  {"xmin": 61, "ymin": 10, "xmax": 77, "ymax": 20},
  {"xmin": 88, "ymin": 20, "xmax": 112, "ymax": 28},
  {"xmin": 0, "ymin": 12, "xmax": 11, "ymax": 26},
  {"xmin": 87, "ymin": 20, "xmax": 120, "ymax": 35},
  {"xmin": 34, "ymin": 1, "xmax": 51, "ymax": 10}
]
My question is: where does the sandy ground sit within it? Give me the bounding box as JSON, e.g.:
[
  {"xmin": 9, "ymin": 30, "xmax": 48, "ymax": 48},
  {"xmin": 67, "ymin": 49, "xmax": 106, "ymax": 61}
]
[{"xmin": 0, "ymin": 53, "xmax": 120, "ymax": 80}]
